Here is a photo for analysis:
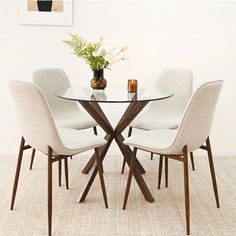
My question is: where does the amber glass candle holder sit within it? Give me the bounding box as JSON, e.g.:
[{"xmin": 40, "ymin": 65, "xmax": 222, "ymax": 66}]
[{"xmin": 127, "ymin": 79, "xmax": 138, "ymax": 93}]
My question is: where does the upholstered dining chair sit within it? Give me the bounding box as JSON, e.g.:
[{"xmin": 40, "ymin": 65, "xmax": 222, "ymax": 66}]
[
  {"xmin": 9, "ymin": 81, "xmax": 108, "ymax": 236},
  {"xmin": 121, "ymin": 68, "xmax": 194, "ymax": 187},
  {"xmin": 123, "ymin": 80, "xmax": 223, "ymax": 235},
  {"xmin": 29, "ymin": 68, "xmax": 98, "ymax": 186}
]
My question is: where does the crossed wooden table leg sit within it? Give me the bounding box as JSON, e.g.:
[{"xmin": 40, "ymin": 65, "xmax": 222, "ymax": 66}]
[{"xmin": 76, "ymin": 100, "xmax": 155, "ymax": 203}]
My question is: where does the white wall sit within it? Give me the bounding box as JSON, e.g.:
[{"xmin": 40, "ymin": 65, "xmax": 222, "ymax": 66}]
[{"xmin": 0, "ymin": 0, "xmax": 236, "ymax": 155}]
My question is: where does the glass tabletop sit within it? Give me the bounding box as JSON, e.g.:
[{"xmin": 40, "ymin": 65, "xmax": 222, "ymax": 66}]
[{"xmin": 55, "ymin": 86, "xmax": 174, "ymax": 103}]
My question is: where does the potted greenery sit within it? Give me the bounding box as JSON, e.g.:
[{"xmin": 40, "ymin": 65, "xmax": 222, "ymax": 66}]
[{"xmin": 63, "ymin": 34, "xmax": 128, "ymax": 90}]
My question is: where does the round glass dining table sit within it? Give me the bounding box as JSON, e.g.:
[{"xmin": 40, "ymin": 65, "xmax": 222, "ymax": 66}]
[{"xmin": 56, "ymin": 86, "xmax": 174, "ymax": 204}]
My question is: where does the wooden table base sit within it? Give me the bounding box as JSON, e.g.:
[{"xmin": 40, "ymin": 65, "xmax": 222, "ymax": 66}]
[{"xmin": 76, "ymin": 101, "xmax": 155, "ymax": 203}]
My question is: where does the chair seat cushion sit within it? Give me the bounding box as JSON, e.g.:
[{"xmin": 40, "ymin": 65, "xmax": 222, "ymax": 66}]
[
  {"xmin": 124, "ymin": 129, "xmax": 178, "ymax": 155},
  {"xmin": 55, "ymin": 110, "xmax": 97, "ymax": 130},
  {"xmin": 56, "ymin": 128, "xmax": 106, "ymax": 156},
  {"xmin": 129, "ymin": 112, "xmax": 181, "ymax": 130}
]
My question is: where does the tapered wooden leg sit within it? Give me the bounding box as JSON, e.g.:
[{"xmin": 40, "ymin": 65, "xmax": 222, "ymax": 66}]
[
  {"xmin": 116, "ymin": 135, "xmax": 153, "ymax": 202},
  {"xmin": 77, "ymin": 135, "xmax": 112, "ymax": 203},
  {"xmin": 183, "ymin": 146, "xmax": 190, "ymax": 235},
  {"xmin": 58, "ymin": 160, "xmax": 62, "ymax": 187},
  {"xmin": 165, "ymin": 157, "xmax": 168, "ymax": 188},
  {"xmin": 150, "ymin": 153, "xmax": 154, "ymax": 160},
  {"xmin": 128, "ymin": 127, "xmax": 133, "ymax": 137},
  {"xmin": 123, "ymin": 147, "xmax": 137, "ymax": 210},
  {"xmin": 64, "ymin": 157, "xmax": 69, "ymax": 189},
  {"xmin": 10, "ymin": 137, "xmax": 25, "ymax": 210},
  {"xmin": 206, "ymin": 137, "xmax": 220, "ymax": 208},
  {"xmin": 93, "ymin": 126, "xmax": 98, "ymax": 135},
  {"xmin": 157, "ymin": 155, "xmax": 163, "ymax": 189},
  {"xmin": 29, "ymin": 148, "xmax": 36, "ymax": 170},
  {"xmin": 78, "ymin": 101, "xmax": 152, "ymax": 203},
  {"xmin": 48, "ymin": 146, "xmax": 53, "ymax": 236},
  {"xmin": 190, "ymin": 152, "xmax": 195, "ymax": 171},
  {"xmin": 95, "ymin": 148, "xmax": 108, "ymax": 208},
  {"xmin": 121, "ymin": 158, "xmax": 126, "ymax": 174},
  {"xmin": 121, "ymin": 127, "xmax": 133, "ymax": 174}
]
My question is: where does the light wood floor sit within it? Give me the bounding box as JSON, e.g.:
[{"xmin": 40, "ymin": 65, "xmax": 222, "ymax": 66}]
[{"xmin": 0, "ymin": 153, "xmax": 235, "ymax": 235}]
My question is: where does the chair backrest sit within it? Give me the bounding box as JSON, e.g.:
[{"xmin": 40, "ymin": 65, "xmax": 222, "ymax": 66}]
[
  {"xmin": 9, "ymin": 81, "xmax": 64, "ymax": 154},
  {"xmin": 171, "ymin": 80, "xmax": 223, "ymax": 154},
  {"xmin": 33, "ymin": 68, "xmax": 79, "ymax": 116},
  {"xmin": 148, "ymin": 68, "xmax": 193, "ymax": 115}
]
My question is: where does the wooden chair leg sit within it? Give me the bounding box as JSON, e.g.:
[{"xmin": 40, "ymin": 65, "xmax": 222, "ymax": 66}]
[
  {"xmin": 93, "ymin": 128, "xmax": 105, "ymax": 173},
  {"xmin": 157, "ymin": 155, "xmax": 163, "ymax": 189},
  {"xmin": 48, "ymin": 146, "xmax": 53, "ymax": 236},
  {"xmin": 29, "ymin": 148, "xmax": 36, "ymax": 170},
  {"xmin": 121, "ymin": 127, "xmax": 133, "ymax": 174},
  {"xmin": 123, "ymin": 147, "xmax": 137, "ymax": 210},
  {"xmin": 64, "ymin": 157, "xmax": 69, "ymax": 190},
  {"xmin": 93, "ymin": 126, "xmax": 98, "ymax": 135},
  {"xmin": 206, "ymin": 137, "xmax": 220, "ymax": 208},
  {"xmin": 190, "ymin": 152, "xmax": 195, "ymax": 171},
  {"xmin": 58, "ymin": 160, "xmax": 62, "ymax": 187},
  {"xmin": 150, "ymin": 153, "xmax": 154, "ymax": 160},
  {"xmin": 10, "ymin": 137, "xmax": 25, "ymax": 210},
  {"xmin": 121, "ymin": 158, "xmax": 126, "ymax": 174},
  {"xmin": 183, "ymin": 146, "xmax": 190, "ymax": 235},
  {"xmin": 95, "ymin": 148, "xmax": 108, "ymax": 208},
  {"xmin": 165, "ymin": 157, "xmax": 168, "ymax": 188},
  {"xmin": 128, "ymin": 127, "xmax": 133, "ymax": 137}
]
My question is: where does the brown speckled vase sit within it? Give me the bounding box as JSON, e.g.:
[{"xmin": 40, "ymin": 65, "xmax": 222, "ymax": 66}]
[{"xmin": 90, "ymin": 69, "xmax": 107, "ymax": 90}]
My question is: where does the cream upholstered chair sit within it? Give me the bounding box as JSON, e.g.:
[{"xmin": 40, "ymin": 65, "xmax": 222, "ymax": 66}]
[
  {"xmin": 9, "ymin": 81, "xmax": 108, "ymax": 236},
  {"xmin": 122, "ymin": 68, "xmax": 194, "ymax": 186},
  {"xmin": 29, "ymin": 68, "xmax": 98, "ymax": 178},
  {"xmin": 123, "ymin": 80, "xmax": 223, "ymax": 235}
]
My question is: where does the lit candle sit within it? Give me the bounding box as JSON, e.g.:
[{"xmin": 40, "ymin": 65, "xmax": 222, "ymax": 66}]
[{"xmin": 128, "ymin": 79, "xmax": 138, "ymax": 93}]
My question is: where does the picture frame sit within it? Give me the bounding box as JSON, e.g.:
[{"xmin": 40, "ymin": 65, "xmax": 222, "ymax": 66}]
[{"xmin": 18, "ymin": 0, "xmax": 73, "ymax": 26}]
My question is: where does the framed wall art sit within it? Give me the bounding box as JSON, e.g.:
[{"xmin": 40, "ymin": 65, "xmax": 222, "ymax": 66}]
[{"xmin": 18, "ymin": 0, "xmax": 73, "ymax": 26}]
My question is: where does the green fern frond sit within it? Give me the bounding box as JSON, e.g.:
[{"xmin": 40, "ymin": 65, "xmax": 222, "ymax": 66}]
[{"xmin": 63, "ymin": 33, "xmax": 128, "ymax": 71}]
